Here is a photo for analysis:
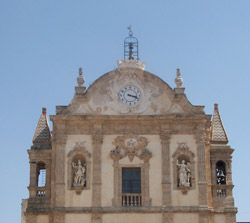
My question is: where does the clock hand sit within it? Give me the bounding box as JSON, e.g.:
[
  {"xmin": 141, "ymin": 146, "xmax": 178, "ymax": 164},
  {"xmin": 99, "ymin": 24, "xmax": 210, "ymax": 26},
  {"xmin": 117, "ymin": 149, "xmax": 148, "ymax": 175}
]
[{"xmin": 127, "ymin": 94, "xmax": 138, "ymax": 99}]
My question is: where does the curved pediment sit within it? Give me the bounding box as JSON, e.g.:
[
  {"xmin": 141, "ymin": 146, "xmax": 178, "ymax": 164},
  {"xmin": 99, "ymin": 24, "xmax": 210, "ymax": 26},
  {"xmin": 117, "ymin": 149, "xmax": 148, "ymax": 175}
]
[{"xmin": 57, "ymin": 67, "xmax": 204, "ymax": 116}]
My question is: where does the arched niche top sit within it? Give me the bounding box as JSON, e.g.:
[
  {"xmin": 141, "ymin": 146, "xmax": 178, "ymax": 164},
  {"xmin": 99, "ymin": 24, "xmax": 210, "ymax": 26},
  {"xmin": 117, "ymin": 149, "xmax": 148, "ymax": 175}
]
[{"xmin": 67, "ymin": 142, "xmax": 91, "ymax": 161}]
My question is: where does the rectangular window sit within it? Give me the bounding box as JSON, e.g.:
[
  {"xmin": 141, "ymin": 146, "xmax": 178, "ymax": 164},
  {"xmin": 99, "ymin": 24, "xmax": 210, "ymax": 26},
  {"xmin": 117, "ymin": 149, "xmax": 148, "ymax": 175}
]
[
  {"xmin": 122, "ymin": 168, "xmax": 141, "ymax": 193},
  {"xmin": 122, "ymin": 168, "xmax": 141, "ymax": 206}
]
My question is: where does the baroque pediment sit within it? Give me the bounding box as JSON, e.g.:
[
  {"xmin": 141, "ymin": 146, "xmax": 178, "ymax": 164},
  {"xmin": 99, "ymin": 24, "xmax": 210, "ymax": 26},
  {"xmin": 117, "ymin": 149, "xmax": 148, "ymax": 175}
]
[{"xmin": 57, "ymin": 67, "xmax": 204, "ymax": 116}]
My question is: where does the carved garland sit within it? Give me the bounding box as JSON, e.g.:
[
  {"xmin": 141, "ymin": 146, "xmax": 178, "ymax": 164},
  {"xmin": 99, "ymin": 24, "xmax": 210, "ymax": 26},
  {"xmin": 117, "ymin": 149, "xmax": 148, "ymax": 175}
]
[
  {"xmin": 67, "ymin": 142, "xmax": 92, "ymax": 194},
  {"xmin": 172, "ymin": 143, "xmax": 195, "ymax": 192}
]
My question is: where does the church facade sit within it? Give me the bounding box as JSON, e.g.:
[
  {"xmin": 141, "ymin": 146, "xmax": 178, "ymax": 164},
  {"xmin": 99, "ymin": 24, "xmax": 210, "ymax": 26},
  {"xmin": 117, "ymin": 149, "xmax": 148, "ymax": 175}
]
[{"xmin": 22, "ymin": 33, "xmax": 237, "ymax": 223}]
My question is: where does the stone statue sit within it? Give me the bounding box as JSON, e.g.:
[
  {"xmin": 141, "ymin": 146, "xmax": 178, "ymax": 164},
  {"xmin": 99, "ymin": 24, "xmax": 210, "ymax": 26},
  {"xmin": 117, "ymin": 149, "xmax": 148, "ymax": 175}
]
[
  {"xmin": 176, "ymin": 160, "xmax": 191, "ymax": 187},
  {"xmin": 72, "ymin": 160, "xmax": 86, "ymax": 187}
]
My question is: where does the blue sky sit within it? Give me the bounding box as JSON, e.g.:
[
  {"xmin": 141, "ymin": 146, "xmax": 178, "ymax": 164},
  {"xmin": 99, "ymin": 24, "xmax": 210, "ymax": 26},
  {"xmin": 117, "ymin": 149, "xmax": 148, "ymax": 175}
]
[{"xmin": 0, "ymin": 0, "xmax": 249, "ymax": 222}]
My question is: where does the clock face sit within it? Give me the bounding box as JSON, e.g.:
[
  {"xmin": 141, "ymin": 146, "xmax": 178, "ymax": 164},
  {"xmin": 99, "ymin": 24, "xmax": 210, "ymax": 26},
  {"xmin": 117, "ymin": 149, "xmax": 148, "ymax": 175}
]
[{"xmin": 118, "ymin": 85, "xmax": 141, "ymax": 106}]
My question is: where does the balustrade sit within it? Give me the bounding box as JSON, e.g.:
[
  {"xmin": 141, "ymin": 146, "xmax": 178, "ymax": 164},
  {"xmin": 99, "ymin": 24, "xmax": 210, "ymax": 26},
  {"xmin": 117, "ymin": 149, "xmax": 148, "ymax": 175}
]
[
  {"xmin": 35, "ymin": 187, "xmax": 50, "ymax": 197},
  {"xmin": 122, "ymin": 193, "xmax": 141, "ymax": 206}
]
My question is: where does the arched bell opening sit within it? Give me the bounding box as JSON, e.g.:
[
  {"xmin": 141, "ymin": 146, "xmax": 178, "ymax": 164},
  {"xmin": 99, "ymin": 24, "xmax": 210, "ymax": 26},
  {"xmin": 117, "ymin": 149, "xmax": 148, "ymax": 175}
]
[
  {"xmin": 36, "ymin": 162, "xmax": 46, "ymax": 187},
  {"xmin": 216, "ymin": 160, "xmax": 226, "ymax": 185}
]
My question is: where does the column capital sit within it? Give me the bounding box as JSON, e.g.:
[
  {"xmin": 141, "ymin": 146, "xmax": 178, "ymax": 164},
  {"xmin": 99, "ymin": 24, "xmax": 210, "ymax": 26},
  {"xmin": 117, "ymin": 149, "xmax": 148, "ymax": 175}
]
[
  {"xmin": 160, "ymin": 134, "xmax": 171, "ymax": 143},
  {"xmin": 52, "ymin": 134, "xmax": 67, "ymax": 145},
  {"xmin": 92, "ymin": 134, "xmax": 103, "ymax": 145},
  {"xmin": 195, "ymin": 133, "xmax": 207, "ymax": 144}
]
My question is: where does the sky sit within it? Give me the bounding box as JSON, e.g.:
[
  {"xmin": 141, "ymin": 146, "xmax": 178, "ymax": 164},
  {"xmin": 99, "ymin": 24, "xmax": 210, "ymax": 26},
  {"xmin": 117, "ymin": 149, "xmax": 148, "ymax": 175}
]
[{"xmin": 0, "ymin": 0, "xmax": 250, "ymax": 222}]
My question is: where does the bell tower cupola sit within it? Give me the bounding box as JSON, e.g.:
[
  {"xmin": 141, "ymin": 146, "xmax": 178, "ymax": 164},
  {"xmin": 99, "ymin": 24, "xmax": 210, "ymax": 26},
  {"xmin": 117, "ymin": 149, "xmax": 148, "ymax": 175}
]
[
  {"xmin": 124, "ymin": 25, "xmax": 139, "ymax": 60},
  {"xmin": 118, "ymin": 26, "xmax": 145, "ymax": 70}
]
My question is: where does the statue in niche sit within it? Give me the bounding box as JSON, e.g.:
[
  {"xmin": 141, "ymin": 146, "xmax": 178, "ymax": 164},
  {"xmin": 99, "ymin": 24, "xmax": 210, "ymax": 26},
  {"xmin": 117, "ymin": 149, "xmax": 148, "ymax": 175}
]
[
  {"xmin": 176, "ymin": 160, "xmax": 191, "ymax": 187},
  {"xmin": 72, "ymin": 160, "xmax": 86, "ymax": 187}
]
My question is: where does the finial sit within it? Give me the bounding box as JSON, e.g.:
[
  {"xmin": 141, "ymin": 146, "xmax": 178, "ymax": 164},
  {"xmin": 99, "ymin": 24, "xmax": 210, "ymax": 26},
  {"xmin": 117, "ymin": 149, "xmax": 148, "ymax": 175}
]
[
  {"xmin": 42, "ymin": 107, "xmax": 47, "ymax": 115},
  {"xmin": 214, "ymin": 103, "xmax": 218, "ymax": 110},
  {"xmin": 79, "ymin": 67, "xmax": 83, "ymax": 76},
  {"xmin": 77, "ymin": 67, "xmax": 85, "ymax": 87},
  {"xmin": 128, "ymin": 25, "xmax": 133, "ymax": 37},
  {"xmin": 175, "ymin": 68, "xmax": 183, "ymax": 88}
]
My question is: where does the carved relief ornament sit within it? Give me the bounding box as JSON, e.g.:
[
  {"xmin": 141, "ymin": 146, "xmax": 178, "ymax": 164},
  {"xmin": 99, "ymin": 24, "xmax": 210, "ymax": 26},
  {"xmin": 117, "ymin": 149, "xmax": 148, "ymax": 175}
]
[{"xmin": 110, "ymin": 135, "xmax": 152, "ymax": 162}]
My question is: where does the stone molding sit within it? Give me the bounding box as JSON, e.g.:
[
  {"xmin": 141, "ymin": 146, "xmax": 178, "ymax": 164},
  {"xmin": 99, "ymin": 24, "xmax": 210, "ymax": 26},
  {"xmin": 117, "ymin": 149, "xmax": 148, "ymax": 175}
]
[
  {"xmin": 172, "ymin": 143, "xmax": 196, "ymax": 191},
  {"xmin": 67, "ymin": 142, "xmax": 92, "ymax": 192},
  {"xmin": 26, "ymin": 206, "xmax": 237, "ymax": 214}
]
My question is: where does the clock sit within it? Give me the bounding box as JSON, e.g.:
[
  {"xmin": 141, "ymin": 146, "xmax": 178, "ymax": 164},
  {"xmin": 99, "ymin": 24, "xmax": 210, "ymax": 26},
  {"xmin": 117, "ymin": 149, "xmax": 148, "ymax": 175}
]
[{"xmin": 118, "ymin": 85, "xmax": 141, "ymax": 106}]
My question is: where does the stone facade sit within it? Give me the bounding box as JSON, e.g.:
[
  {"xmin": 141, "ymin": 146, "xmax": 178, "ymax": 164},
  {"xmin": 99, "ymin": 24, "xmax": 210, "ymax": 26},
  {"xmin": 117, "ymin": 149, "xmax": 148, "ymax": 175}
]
[{"xmin": 22, "ymin": 60, "xmax": 237, "ymax": 223}]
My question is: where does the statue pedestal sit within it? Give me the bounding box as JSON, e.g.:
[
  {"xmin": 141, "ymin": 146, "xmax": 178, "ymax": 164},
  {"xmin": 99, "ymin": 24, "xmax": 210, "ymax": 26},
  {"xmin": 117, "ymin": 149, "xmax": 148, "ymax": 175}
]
[
  {"xmin": 178, "ymin": 185, "xmax": 191, "ymax": 194},
  {"xmin": 72, "ymin": 186, "xmax": 85, "ymax": 195}
]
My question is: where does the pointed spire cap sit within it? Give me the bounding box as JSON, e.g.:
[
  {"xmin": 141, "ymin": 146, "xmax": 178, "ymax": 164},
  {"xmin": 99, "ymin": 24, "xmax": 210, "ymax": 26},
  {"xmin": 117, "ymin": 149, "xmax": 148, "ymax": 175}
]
[
  {"xmin": 32, "ymin": 107, "xmax": 51, "ymax": 150},
  {"xmin": 211, "ymin": 104, "xmax": 228, "ymax": 144}
]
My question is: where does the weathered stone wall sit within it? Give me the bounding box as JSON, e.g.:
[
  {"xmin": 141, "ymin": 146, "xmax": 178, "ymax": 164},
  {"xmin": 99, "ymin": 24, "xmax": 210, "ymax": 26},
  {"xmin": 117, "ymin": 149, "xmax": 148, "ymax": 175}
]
[{"xmin": 102, "ymin": 213, "xmax": 162, "ymax": 223}]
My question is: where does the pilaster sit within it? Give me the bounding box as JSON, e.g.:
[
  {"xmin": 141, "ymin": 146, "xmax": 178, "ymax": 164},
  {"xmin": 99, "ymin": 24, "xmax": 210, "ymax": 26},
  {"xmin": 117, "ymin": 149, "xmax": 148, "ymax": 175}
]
[
  {"xmin": 52, "ymin": 134, "xmax": 67, "ymax": 209},
  {"xmin": 53, "ymin": 212, "xmax": 65, "ymax": 223},
  {"xmin": 199, "ymin": 212, "xmax": 210, "ymax": 223},
  {"xmin": 160, "ymin": 134, "xmax": 172, "ymax": 206},
  {"xmin": 162, "ymin": 212, "xmax": 173, "ymax": 223},
  {"xmin": 112, "ymin": 159, "xmax": 121, "ymax": 206},
  {"xmin": 142, "ymin": 158, "xmax": 152, "ymax": 206},
  {"xmin": 92, "ymin": 134, "xmax": 103, "ymax": 207},
  {"xmin": 225, "ymin": 212, "xmax": 236, "ymax": 223},
  {"xmin": 195, "ymin": 133, "xmax": 208, "ymax": 207},
  {"xmin": 91, "ymin": 213, "xmax": 102, "ymax": 223},
  {"xmin": 29, "ymin": 161, "xmax": 37, "ymax": 197},
  {"xmin": 26, "ymin": 214, "xmax": 37, "ymax": 223},
  {"xmin": 226, "ymin": 159, "xmax": 233, "ymax": 185}
]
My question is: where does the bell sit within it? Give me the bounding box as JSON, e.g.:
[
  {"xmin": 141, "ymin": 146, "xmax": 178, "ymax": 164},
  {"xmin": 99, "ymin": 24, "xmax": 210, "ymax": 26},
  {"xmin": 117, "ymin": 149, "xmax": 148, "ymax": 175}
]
[{"xmin": 219, "ymin": 170, "xmax": 225, "ymax": 177}]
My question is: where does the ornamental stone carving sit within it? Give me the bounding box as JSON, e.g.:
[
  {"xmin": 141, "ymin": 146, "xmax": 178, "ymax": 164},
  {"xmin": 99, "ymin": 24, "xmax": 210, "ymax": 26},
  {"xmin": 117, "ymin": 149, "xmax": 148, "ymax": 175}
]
[
  {"xmin": 67, "ymin": 142, "xmax": 91, "ymax": 192},
  {"xmin": 110, "ymin": 135, "xmax": 152, "ymax": 161},
  {"xmin": 172, "ymin": 143, "xmax": 195, "ymax": 192}
]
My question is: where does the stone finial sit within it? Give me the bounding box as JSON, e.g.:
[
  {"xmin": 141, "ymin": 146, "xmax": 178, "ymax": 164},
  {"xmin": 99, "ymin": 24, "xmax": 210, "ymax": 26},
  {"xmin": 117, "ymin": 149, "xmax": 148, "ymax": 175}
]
[
  {"xmin": 77, "ymin": 67, "xmax": 85, "ymax": 87},
  {"xmin": 42, "ymin": 107, "xmax": 47, "ymax": 115},
  {"xmin": 175, "ymin": 68, "xmax": 183, "ymax": 88},
  {"xmin": 214, "ymin": 103, "xmax": 218, "ymax": 110}
]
